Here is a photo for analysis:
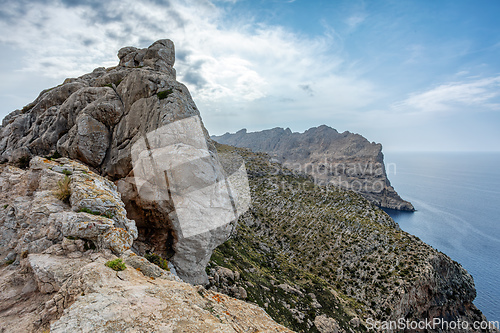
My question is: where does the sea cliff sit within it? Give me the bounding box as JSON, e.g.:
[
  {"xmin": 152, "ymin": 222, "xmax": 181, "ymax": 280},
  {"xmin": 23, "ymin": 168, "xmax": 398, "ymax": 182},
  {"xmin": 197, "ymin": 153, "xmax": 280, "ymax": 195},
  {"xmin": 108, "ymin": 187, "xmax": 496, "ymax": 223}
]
[{"xmin": 213, "ymin": 126, "xmax": 415, "ymax": 211}]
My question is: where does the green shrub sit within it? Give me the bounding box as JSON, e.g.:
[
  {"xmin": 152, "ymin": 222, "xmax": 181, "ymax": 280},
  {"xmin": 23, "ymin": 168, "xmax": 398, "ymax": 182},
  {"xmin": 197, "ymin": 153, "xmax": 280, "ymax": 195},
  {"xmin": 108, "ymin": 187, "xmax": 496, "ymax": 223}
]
[
  {"xmin": 56, "ymin": 175, "xmax": 71, "ymax": 203},
  {"xmin": 78, "ymin": 207, "xmax": 114, "ymax": 219},
  {"xmin": 46, "ymin": 151, "xmax": 61, "ymax": 160},
  {"xmin": 103, "ymin": 211, "xmax": 115, "ymax": 219},
  {"xmin": 105, "ymin": 258, "xmax": 126, "ymax": 271},
  {"xmin": 62, "ymin": 169, "xmax": 72, "ymax": 175},
  {"xmin": 78, "ymin": 207, "xmax": 101, "ymax": 215},
  {"xmin": 157, "ymin": 88, "xmax": 173, "ymax": 100},
  {"xmin": 145, "ymin": 253, "xmax": 170, "ymax": 271}
]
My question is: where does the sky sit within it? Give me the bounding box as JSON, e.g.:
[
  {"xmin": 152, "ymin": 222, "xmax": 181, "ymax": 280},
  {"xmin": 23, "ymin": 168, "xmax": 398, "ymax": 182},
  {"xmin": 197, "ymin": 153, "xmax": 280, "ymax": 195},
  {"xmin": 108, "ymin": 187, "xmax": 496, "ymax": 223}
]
[{"xmin": 1, "ymin": 0, "xmax": 500, "ymax": 152}]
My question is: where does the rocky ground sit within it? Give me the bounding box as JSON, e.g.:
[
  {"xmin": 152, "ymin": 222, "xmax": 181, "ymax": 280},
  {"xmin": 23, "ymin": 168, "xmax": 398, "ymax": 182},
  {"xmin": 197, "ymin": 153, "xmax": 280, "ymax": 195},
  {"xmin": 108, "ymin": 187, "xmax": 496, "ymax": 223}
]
[{"xmin": 0, "ymin": 157, "xmax": 291, "ymax": 332}]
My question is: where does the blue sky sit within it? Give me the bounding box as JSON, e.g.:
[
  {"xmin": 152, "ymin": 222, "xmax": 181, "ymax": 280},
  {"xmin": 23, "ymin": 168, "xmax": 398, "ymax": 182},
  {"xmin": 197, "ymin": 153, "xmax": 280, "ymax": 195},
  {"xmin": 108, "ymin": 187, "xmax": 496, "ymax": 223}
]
[{"xmin": 1, "ymin": 0, "xmax": 500, "ymax": 151}]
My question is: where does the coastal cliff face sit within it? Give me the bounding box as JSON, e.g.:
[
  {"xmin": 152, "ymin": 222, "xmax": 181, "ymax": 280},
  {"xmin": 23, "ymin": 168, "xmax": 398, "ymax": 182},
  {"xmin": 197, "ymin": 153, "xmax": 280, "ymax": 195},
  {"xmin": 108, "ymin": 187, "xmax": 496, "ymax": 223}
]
[
  {"xmin": 0, "ymin": 40, "xmax": 235, "ymax": 285},
  {"xmin": 212, "ymin": 126, "xmax": 414, "ymax": 211}
]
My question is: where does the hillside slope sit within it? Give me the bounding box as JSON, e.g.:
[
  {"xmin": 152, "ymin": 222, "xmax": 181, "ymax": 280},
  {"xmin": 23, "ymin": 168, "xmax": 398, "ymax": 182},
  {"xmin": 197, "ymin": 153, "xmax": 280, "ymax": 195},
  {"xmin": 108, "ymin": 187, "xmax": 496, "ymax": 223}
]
[{"xmin": 207, "ymin": 143, "xmax": 490, "ymax": 333}]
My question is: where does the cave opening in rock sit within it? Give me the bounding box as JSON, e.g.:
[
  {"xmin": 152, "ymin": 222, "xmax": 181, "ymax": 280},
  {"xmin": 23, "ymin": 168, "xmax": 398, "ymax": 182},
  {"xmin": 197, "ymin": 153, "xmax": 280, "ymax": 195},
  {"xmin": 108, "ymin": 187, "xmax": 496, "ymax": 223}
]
[{"xmin": 122, "ymin": 196, "xmax": 178, "ymax": 260}]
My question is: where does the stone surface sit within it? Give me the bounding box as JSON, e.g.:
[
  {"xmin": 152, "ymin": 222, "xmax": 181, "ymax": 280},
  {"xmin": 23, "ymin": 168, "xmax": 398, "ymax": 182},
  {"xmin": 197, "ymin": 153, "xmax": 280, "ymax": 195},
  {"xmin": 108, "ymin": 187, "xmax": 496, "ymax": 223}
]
[
  {"xmin": 0, "ymin": 39, "xmax": 239, "ymax": 284},
  {"xmin": 1, "ymin": 252, "xmax": 292, "ymax": 333},
  {"xmin": 314, "ymin": 315, "xmax": 340, "ymax": 333},
  {"xmin": 0, "ymin": 157, "xmax": 137, "ymax": 260},
  {"xmin": 0, "ymin": 156, "xmax": 288, "ymax": 333},
  {"xmin": 213, "ymin": 126, "xmax": 415, "ymax": 211},
  {"xmin": 49, "ymin": 260, "xmax": 292, "ymax": 333}
]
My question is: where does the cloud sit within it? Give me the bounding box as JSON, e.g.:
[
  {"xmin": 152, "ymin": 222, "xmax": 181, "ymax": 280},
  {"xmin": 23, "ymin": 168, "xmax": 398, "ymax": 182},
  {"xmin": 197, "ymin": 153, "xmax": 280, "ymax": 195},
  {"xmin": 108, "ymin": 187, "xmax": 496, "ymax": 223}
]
[
  {"xmin": 299, "ymin": 84, "xmax": 314, "ymax": 96},
  {"xmin": 345, "ymin": 13, "xmax": 367, "ymax": 30},
  {"xmin": 393, "ymin": 76, "xmax": 500, "ymax": 113},
  {"xmin": 0, "ymin": 0, "xmax": 378, "ymax": 135}
]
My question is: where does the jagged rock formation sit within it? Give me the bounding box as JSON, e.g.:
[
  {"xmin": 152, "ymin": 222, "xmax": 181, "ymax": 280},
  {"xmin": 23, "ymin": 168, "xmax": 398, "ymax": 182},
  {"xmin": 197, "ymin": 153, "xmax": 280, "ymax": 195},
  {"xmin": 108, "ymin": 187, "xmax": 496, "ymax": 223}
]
[
  {"xmin": 206, "ymin": 144, "xmax": 492, "ymax": 333},
  {"xmin": 0, "ymin": 39, "xmax": 236, "ymax": 285},
  {"xmin": 0, "ymin": 157, "xmax": 291, "ymax": 332},
  {"xmin": 213, "ymin": 126, "xmax": 415, "ymax": 211},
  {"xmin": 0, "ymin": 157, "xmax": 137, "ymax": 263}
]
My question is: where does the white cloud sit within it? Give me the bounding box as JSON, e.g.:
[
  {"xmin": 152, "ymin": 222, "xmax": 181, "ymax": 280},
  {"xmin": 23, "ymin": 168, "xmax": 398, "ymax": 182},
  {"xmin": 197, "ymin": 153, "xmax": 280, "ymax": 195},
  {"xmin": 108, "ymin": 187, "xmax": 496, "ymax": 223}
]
[
  {"xmin": 393, "ymin": 76, "xmax": 500, "ymax": 113},
  {"xmin": 345, "ymin": 13, "xmax": 367, "ymax": 29},
  {"xmin": 0, "ymin": 0, "xmax": 378, "ymax": 135}
]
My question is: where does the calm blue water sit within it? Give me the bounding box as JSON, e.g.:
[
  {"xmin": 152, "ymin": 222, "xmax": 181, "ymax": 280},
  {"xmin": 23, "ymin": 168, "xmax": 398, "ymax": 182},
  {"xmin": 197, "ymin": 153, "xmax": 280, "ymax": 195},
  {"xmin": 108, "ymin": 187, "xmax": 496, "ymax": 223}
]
[{"xmin": 383, "ymin": 152, "xmax": 500, "ymax": 322}]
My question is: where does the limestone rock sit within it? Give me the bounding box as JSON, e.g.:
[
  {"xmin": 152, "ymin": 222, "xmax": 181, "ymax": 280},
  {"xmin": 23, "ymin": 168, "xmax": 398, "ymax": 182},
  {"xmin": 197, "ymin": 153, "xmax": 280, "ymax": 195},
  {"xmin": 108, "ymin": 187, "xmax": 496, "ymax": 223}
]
[
  {"xmin": 0, "ymin": 156, "xmax": 137, "ymax": 260},
  {"xmin": 49, "ymin": 260, "xmax": 292, "ymax": 333},
  {"xmin": 0, "ymin": 39, "xmax": 242, "ymax": 284},
  {"xmin": 314, "ymin": 315, "xmax": 340, "ymax": 333},
  {"xmin": 206, "ymin": 266, "xmax": 249, "ymax": 300},
  {"xmin": 28, "ymin": 253, "xmax": 91, "ymax": 294}
]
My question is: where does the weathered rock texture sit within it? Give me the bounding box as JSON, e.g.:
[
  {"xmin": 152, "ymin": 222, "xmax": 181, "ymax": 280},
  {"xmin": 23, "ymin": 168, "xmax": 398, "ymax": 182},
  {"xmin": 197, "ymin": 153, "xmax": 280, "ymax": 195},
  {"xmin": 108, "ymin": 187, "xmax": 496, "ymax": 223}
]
[
  {"xmin": 213, "ymin": 126, "xmax": 415, "ymax": 211},
  {"xmin": 0, "ymin": 157, "xmax": 291, "ymax": 333},
  {"xmin": 0, "ymin": 39, "xmax": 234, "ymax": 285},
  {"xmin": 0, "ymin": 157, "xmax": 137, "ymax": 262}
]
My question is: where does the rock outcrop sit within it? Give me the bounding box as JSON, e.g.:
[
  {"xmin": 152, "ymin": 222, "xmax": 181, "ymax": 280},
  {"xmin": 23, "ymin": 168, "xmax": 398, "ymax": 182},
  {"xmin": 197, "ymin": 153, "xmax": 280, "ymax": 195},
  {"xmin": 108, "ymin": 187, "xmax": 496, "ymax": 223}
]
[
  {"xmin": 213, "ymin": 126, "xmax": 414, "ymax": 211},
  {"xmin": 0, "ymin": 157, "xmax": 290, "ymax": 332},
  {"xmin": 0, "ymin": 157, "xmax": 137, "ymax": 263},
  {"xmin": 0, "ymin": 39, "xmax": 242, "ymax": 285}
]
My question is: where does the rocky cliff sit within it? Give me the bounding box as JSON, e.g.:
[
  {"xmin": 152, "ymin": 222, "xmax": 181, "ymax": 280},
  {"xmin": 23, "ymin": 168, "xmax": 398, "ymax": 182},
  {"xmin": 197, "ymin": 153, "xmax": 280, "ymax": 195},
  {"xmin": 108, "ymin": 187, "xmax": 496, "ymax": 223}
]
[
  {"xmin": 0, "ymin": 157, "xmax": 291, "ymax": 332},
  {"xmin": 213, "ymin": 126, "xmax": 415, "ymax": 211},
  {"xmin": 0, "ymin": 39, "xmax": 240, "ymax": 285}
]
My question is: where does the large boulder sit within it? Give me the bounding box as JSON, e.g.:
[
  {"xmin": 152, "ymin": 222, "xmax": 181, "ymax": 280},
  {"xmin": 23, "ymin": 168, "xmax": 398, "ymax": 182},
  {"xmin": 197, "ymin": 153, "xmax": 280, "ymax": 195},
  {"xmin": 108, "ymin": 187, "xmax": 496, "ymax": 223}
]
[{"xmin": 0, "ymin": 156, "xmax": 137, "ymax": 259}]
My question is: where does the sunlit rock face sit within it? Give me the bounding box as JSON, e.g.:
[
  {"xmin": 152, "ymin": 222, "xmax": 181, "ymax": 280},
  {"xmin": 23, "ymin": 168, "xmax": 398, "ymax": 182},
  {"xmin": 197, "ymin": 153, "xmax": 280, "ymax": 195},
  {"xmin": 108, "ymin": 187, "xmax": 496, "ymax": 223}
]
[{"xmin": 0, "ymin": 39, "xmax": 249, "ymax": 285}]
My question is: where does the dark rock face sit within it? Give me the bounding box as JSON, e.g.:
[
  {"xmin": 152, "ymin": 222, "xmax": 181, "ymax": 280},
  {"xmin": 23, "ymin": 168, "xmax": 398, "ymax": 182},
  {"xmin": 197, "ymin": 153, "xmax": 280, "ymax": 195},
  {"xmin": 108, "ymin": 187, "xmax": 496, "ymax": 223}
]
[
  {"xmin": 0, "ymin": 40, "xmax": 233, "ymax": 285},
  {"xmin": 213, "ymin": 126, "xmax": 414, "ymax": 211}
]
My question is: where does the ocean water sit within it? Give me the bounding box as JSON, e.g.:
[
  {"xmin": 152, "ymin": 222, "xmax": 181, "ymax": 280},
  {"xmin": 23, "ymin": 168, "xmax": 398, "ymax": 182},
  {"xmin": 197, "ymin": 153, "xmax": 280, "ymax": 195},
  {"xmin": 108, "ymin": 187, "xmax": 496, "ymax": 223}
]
[{"xmin": 383, "ymin": 152, "xmax": 500, "ymax": 322}]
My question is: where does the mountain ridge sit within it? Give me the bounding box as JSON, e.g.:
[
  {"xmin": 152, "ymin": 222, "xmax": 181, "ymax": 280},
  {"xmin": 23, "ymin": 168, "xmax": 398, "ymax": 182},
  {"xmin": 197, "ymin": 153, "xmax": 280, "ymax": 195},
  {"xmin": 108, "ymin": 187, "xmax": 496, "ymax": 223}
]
[{"xmin": 213, "ymin": 126, "xmax": 415, "ymax": 211}]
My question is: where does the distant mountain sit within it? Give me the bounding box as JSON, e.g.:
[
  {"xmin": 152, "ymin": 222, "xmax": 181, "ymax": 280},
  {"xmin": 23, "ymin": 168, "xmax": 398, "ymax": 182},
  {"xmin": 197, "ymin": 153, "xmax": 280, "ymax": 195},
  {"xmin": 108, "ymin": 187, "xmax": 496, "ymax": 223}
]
[{"xmin": 213, "ymin": 126, "xmax": 414, "ymax": 211}]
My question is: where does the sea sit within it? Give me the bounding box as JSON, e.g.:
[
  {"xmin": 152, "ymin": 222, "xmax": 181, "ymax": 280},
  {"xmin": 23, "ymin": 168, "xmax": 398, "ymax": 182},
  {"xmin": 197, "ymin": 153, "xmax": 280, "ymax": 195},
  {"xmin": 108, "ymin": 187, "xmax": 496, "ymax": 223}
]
[{"xmin": 383, "ymin": 152, "xmax": 500, "ymax": 322}]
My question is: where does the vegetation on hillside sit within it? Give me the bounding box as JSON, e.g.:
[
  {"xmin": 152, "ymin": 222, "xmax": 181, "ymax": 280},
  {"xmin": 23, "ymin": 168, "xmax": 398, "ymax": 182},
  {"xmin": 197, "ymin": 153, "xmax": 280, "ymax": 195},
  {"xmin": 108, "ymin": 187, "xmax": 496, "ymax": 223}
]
[{"xmin": 208, "ymin": 143, "xmax": 440, "ymax": 332}]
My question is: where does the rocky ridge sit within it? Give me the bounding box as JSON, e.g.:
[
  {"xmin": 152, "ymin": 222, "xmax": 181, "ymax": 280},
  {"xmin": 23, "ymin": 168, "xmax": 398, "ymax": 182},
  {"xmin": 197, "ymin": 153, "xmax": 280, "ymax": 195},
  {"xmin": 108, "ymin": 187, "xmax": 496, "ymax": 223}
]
[
  {"xmin": 206, "ymin": 143, "xmax": 492, "ymax": 333},
  {"xmin": 0, "ymin": 39, "xmax": 234, "ymax": 285},
  {"xmin": 212, "ymin": 126, "xmax": 414, "ymax": 211}
]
